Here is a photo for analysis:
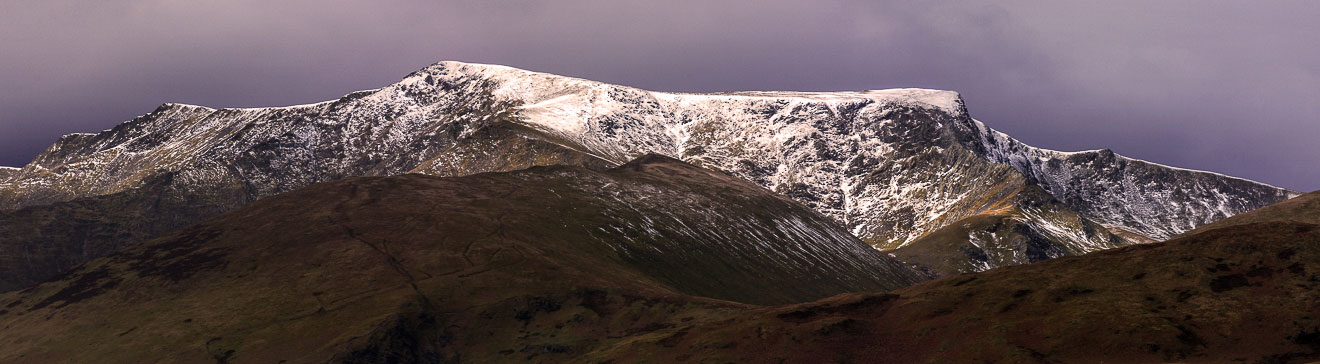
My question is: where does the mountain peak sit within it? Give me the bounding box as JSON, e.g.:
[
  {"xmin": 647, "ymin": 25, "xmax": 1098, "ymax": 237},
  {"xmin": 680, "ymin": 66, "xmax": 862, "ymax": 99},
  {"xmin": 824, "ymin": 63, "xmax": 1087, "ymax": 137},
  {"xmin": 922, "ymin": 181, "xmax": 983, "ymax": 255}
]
[
  {"xmin": 157, "ymin": 102, "xmax": 214, "ymax": 111},
  {"xmin": 408, "ymin": 61, "xmax": 968, "ymax": 116}
]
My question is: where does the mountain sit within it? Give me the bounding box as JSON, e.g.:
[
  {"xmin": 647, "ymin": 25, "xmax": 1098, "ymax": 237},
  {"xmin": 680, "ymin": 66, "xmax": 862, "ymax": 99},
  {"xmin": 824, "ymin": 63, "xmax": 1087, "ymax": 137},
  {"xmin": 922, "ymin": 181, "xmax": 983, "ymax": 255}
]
[
  {"xmin": 0, "ymin": 155, "xmax": 926, "ymax": 363},
  {"xmin": 585, "ymin": 191, "xmax": 1320, "ymax": 363},
  {"xmin": 0, "ymin": 61, "xmax": 1295, "ymax": 281}
]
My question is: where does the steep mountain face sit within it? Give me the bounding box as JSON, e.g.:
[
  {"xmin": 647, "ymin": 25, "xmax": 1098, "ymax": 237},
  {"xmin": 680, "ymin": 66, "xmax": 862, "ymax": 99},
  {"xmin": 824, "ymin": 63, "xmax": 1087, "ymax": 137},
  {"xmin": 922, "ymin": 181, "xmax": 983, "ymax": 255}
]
[
  {"xmin": 0, "ymin": 155, "xmax": 926, "ymax": 363},
  {"xmin": 0, "ymin": 61, "xmax": 1294, "ymax": 278},
  {"xmin": 590, "ymin": 193, "xmax": 1320, "ymax": 363}
]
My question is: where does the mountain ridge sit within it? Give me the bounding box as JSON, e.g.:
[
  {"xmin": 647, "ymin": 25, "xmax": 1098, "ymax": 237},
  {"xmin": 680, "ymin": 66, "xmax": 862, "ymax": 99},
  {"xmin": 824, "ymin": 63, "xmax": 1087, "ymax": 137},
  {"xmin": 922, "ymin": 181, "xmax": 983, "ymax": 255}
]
[
  {"xmin": 0, "ymin": 61, "xmax": 1295, "ymax": 279},
  {"xmin": 14, "ymin": 61, "xmax": 1285, "ymax": 190}
]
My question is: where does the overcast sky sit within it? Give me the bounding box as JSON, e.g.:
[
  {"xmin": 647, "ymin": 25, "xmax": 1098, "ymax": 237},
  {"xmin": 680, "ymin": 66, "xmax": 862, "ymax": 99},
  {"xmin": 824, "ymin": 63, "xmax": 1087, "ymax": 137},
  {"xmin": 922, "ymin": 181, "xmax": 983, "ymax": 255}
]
[{"xmin": 1, "ymin": 0, "xmax": 1316, "ymax": 190}]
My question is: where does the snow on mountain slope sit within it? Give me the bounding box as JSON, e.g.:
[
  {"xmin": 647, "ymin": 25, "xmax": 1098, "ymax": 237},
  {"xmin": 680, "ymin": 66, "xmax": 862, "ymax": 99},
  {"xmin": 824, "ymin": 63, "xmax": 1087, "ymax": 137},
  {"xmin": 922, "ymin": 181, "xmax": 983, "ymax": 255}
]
[
  {"xmin": 889, "ymin": 185, "xmax": 1128, "ymax": 276},
  {"xmin": 0, "ymin": 61, "xmax": 1295, "ymax": 277},
  {"xmin": 958, "ymin": 119, "xmax": 1299, "ymax": 241},
  {"xmin": 413, "ymin": 62, "xmax": 1049, "ymax": 249},
  {"xmin": 410, "ymin": 62, "xmax": 1292, "ymax": 249},
  {"xmin": 0, "ymin": 167, "xmax": 17, "ymax": 182}
]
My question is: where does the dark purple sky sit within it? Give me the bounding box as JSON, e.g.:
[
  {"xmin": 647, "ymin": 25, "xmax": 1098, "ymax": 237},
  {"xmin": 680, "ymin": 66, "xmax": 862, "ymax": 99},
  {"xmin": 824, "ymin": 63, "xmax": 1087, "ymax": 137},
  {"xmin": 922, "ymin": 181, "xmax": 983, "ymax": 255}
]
[{"xmin": 2, "ymin": 1, "xmax": 1316, "ymax": 190}]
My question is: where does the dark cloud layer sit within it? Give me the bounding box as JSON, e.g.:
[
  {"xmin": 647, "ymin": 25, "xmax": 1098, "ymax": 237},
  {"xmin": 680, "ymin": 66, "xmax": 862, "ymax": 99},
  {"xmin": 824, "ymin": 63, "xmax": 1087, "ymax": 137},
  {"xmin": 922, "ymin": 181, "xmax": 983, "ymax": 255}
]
[{"xmin": 1, "ymin": 0, "xmax": 1316, "ymax": 190}]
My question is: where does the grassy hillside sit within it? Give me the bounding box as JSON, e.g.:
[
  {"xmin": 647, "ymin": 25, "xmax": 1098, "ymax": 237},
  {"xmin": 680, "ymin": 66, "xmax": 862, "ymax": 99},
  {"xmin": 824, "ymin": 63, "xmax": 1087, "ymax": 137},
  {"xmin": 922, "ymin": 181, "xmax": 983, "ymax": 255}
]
[{"xmin": 0, "ymin": 155, "xmax": 924, "ymax": 363}]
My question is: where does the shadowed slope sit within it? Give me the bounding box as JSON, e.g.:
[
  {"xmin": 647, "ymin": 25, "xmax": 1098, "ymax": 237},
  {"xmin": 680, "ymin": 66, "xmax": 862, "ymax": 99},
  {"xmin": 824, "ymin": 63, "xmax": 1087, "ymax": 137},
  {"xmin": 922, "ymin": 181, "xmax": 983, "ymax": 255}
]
[
  {"xmin": 0, "ymin": 155, "xmax": 924, "ymax": 363},
  {"xmin": 0, "ymin": 173, "xmax": 250, "ymax": 291}
]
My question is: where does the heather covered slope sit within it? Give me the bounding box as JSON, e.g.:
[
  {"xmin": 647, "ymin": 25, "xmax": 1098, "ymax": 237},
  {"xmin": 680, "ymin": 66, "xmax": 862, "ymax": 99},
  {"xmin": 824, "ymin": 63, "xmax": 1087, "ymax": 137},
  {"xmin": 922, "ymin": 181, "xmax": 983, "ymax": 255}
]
[
  {"xmin": 591, "ymin": 200, "xmax": 1320, "ymax": 363},
  {"xmin": 0, "ymin": 155, "xmax": 925, "ymax": 363}
]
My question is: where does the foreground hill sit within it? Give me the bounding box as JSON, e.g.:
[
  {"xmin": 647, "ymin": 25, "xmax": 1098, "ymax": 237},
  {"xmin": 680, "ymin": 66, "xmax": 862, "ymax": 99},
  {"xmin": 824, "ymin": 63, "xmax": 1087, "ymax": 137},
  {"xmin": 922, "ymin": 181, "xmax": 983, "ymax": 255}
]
[
  {"xmin": 0, "ymin": 156, "xmax": 925, "ymax": 363},
  {"xmin": 1185, "ymin": 189, "xmax": 1320, "ymax": 234},
  {"xmin": 0, "ymin": 61, "xmax": 1295, "ymax": 286},
  {"xmin": 594, "ymin": 192, "xmax": 1320, "ymax": 363}
]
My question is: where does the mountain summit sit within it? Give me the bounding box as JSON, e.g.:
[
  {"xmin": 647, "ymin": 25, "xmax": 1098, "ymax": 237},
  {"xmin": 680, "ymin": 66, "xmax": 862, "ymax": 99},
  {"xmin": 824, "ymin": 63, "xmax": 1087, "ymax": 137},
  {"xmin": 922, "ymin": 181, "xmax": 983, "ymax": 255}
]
[{"xmin": 0, "ymin": 61, "xmax": 1296, "ymax": 284}]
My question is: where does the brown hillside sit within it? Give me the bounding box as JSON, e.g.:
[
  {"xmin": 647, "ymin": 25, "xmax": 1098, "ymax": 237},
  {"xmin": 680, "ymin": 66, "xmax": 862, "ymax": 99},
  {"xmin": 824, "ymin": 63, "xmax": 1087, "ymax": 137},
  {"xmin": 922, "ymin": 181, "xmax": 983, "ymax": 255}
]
[{"xmin": 0, "ymin": 155, "xmax": 925, "ymax": 363}]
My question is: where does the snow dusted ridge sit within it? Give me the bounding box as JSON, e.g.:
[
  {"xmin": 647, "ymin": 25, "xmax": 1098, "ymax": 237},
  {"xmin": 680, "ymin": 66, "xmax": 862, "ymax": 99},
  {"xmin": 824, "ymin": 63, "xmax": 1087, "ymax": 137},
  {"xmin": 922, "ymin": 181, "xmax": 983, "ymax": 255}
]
[{"xmin": 0, "ymin": 61, "xmax": 1295, "ymax": 266}]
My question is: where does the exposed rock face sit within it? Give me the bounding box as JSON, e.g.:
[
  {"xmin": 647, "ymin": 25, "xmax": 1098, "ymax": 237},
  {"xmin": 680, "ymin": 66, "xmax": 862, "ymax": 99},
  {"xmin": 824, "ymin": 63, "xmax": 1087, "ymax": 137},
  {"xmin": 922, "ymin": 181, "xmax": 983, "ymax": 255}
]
[{"xmin": 0, "ymin": 61, "xmax": 1296, "ymax": 281}]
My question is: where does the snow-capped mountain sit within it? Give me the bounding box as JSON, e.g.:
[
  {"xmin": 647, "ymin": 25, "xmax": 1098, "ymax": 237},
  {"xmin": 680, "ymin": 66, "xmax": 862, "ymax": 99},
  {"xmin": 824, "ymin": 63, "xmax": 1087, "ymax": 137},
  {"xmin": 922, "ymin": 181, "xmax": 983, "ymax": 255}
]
[{"xmin": 0, "ymin": 61, "xmax": 1296, "ymax": 277}]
